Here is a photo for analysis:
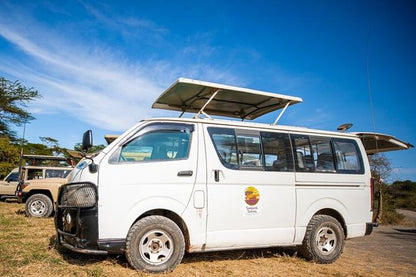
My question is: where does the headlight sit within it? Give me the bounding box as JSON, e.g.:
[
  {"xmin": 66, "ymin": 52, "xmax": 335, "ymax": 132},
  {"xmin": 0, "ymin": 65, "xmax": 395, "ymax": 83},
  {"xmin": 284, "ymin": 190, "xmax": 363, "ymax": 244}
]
[{"xmin": 59, "ymin": 182, "xmax": 97, "ymax": 207}]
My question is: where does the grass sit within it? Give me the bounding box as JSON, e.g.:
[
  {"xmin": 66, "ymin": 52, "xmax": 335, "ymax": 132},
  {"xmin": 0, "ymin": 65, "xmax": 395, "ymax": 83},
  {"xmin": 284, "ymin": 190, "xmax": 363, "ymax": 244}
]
[{"xmin": 0, "ymin": 200, "xmax": 414, "ymax": 276}]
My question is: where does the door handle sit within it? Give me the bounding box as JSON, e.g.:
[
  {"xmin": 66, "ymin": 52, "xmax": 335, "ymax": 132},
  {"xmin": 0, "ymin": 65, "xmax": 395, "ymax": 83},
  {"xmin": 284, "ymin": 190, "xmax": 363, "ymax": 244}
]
[
  {"xmin": 214, "ymin": 170, "xmax": 220, "ymax": 182},
  {"xmin": 177, "ymin": 170, "xmax": 193, "ymax": 177}
]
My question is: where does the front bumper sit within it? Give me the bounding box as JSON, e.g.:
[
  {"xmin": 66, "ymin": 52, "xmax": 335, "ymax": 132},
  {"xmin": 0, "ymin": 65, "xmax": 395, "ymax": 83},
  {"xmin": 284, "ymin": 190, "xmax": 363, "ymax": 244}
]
[
  {"xmin": 55, "ymin": 182, "xmax": 125, "ymax": 255},
  {"xmin": 55, "ymin": 204, "xmax": 103, "ymax": 253},
  {"xmin": 55, "ymin": 182, "xmax": 103, "ymax": 254}
]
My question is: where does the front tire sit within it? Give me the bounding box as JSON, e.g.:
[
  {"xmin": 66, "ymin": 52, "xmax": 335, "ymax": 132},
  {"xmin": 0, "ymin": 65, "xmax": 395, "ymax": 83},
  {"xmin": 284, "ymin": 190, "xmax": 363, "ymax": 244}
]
[
  {"xmin": 299, "ymin": 214, "xmax": 344, "ymax": 263},
  {"xmin": 126, "ymin": 215, "xmax": 185, "ymax": 273},
  {"xmin": 25, "ymin": 194, "xmax": 53, "ymax": 217}
]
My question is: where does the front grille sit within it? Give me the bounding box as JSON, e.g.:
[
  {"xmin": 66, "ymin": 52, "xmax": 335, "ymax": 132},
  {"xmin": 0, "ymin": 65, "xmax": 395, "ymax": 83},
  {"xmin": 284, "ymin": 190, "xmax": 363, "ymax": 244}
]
[{"xmin": 59, "ymin": 182, "xmax": 97, "ymax": 208}]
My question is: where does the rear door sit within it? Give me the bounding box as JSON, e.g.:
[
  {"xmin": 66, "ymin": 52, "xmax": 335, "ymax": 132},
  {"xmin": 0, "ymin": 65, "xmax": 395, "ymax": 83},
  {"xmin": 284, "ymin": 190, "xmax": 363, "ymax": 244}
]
[{"xmin": 354, "ymin": 132, "xmax": 413, "ymax": 154}]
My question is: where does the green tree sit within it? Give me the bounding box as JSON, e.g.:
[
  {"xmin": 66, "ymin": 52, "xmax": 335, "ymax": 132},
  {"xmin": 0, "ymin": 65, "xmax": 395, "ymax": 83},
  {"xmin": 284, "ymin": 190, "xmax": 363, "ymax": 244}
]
[
  {"xmin": 0, "ymin": 77, "xmax": 41, "ymax": 139},
  {"xmin": 368, "ymin": 154, "xmax": 404, "ymax": 224},
  {"xmin": 388, "ymin": 180, "xmax": 416, "ymax": 211},
  {"xmin": 0, "ymin": 136, "xmax": 20, "ymax": 178},
  {"xmin": 73, "ymin": 143, "xmax": 106, "ymax": 154}
]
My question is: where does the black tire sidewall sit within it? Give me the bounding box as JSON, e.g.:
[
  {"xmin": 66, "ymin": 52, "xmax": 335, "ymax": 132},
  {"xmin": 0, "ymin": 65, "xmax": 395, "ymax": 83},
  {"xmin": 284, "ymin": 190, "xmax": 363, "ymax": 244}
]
[
  {"xmin": 309, "ymin": 216, "xmax": 344, "ymax": 263},
  {"xmin": 126, "ymin": 216, "xmax": 185, "ymax": 273},
  {"xmin": 25, "ymin": 194, "xmax": 53, "ymax": 218}
]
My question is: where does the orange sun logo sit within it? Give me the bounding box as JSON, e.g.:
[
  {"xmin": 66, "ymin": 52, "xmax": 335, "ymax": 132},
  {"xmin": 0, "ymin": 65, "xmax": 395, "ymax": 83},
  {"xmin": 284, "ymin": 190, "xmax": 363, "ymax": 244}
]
[{"xmin": 245, "ymin": 186, "xmax": 260, "ymax": 206}]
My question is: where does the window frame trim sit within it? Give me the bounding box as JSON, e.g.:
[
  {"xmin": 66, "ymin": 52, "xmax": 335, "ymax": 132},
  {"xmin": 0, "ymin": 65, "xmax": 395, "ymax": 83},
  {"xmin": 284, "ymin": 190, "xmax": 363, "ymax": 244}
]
[{"xmin": 109, "ymin": 122, "xmax": 195, "ymax": 164}]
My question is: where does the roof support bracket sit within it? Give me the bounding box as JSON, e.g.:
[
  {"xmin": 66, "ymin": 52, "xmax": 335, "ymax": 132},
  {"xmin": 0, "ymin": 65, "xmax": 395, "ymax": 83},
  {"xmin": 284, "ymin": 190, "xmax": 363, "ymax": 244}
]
[
  {"xmin": 194, "ymin": 89, "xmax": 220, "ymax": 119},
  {"xmin": 272, "ymin": 101, "xmax": 291, "ymax": 125}
]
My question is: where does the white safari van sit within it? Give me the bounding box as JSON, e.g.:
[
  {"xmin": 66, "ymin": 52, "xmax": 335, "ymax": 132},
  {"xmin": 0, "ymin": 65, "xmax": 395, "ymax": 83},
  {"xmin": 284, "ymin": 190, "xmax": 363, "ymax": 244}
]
[{"xmin": 55, "ymin": 78, "xmax": 412, "ymax": 273}]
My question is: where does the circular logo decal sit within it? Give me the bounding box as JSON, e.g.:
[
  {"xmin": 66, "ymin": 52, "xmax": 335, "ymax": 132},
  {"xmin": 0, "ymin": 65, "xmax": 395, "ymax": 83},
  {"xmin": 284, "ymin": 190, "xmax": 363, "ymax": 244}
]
[{"xmin": 245, "ymin": 186, "xmax": 260, "ymax": 206}]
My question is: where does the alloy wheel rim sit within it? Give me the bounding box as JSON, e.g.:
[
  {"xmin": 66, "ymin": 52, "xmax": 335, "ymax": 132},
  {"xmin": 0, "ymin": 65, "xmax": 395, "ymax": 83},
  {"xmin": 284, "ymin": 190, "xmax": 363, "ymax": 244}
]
[
  {"xmin": 139, "ymin": 229, "xmax": 173, "ymax": 265},
  {"xmin": 315, "ymin": 226, "xmax": 337, "ymax": 255}
]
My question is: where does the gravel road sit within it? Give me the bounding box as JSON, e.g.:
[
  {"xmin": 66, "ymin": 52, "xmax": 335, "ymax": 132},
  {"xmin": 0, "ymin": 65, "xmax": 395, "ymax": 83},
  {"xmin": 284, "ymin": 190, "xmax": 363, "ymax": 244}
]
[{"xmin": 339, "ymin": 210, "xmax": 416, "ymax": 276}]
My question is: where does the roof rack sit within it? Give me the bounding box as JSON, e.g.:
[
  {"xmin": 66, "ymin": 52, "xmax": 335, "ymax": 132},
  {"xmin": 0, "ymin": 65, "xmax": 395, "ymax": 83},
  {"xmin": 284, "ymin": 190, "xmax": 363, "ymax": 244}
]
[{"xmin": 152, "ymin": 78, "xmax": 302, "ymax": 125}]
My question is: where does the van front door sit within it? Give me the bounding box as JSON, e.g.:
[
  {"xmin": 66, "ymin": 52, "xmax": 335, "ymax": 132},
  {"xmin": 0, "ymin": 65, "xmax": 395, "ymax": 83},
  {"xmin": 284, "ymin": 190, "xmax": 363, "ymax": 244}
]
[
  {"xmin": 97, "ymin": 122, "xmax": 199, "ymax": 241},
  {"xmin": 204, "ymin": 126, "xmax": 296, "ymax": 249}
]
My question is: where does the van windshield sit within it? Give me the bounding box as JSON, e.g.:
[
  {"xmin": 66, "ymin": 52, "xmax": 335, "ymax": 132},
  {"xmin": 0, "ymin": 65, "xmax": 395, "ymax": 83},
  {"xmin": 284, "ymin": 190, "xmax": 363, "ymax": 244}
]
[{"xmin": 5, "ymin": 172, "xmax": 19, "ymax": 182}]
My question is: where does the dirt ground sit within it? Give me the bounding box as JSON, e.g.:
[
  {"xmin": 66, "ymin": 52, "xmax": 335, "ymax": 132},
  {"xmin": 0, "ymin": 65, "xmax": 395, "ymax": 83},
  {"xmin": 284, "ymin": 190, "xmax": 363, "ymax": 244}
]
[{"xmin": 1, "ymin": 201, "xmax": 415, "ymax": 276}]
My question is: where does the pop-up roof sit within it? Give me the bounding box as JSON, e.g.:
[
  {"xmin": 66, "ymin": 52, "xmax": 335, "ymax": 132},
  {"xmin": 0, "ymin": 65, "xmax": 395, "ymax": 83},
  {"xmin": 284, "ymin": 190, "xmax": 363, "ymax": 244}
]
[
  {"xmin": 152, "ymin": 78, "xmax": 302, "ymax": 122},
  {"xmin": 354, "ymin": 132, "xmax": 414, "ymax": 154}
]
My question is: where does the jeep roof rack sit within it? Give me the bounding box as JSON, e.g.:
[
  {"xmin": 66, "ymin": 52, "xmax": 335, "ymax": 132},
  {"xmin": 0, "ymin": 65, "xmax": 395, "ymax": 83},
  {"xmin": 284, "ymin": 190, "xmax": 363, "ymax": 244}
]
[{"xmin": 152, "ymin": 78, "xmax": 302, "ymax": 125}]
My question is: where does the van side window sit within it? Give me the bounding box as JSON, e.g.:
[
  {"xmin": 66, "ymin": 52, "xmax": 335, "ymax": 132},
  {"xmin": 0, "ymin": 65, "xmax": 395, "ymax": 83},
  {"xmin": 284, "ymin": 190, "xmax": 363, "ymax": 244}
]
[
  {"xmin": 261, "ymin": 132, "xmax": 293, "ymax": 171},
  {"xmin": 119, "ymin": 130, "xmax": 191, "ymax": 162},
  {"xmin": 208, "ymin": 127, "xmax": 238, "ymax": 169},
  {"xmin": 236, "ymin": 132, "xmax": 263, "ymax": 168},
  {"xmin": 333, "ymin": 139, "xmax": 363, "ymax": 173},
  {"xmin": 310, "ymin": 136, "xmax": 336, "ymax": 173},
  {"xmin": 292, "ymin": 135, "xmax": 314, "ymax": 172}
]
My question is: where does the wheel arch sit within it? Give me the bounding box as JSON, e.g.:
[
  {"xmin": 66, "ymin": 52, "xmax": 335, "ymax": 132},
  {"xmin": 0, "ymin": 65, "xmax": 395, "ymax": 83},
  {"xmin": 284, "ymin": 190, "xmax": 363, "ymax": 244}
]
[
  {"xmin": 298, "ymin": 197, "xmax": 349, "ymax": 239},
  {"xmin": 314, "ymin": 208, "xmax": 347, "ymax": 237},
  {"xmin": 24, "ymin": 189, "xmax": 53, "ymax": 204},
  {"xmin": 133, "ymin": 209, "xmax": 190, "ymax": 251}
]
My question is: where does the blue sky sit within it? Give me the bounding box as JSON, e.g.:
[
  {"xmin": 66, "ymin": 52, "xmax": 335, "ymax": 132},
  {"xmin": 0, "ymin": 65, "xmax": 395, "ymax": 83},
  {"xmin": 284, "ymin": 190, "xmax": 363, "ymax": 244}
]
[{"xmin": 0, "ymin": 0, "xmax": 415, "ymax": 182}]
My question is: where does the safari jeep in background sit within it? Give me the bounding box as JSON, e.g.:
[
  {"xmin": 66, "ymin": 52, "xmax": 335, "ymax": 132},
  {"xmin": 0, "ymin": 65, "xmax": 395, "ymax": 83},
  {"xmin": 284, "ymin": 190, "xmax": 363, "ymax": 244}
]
[
  {"xmin": 13, "ymin": 155, "xmax": 73, "ymax": 217},
  {"xmin": 0, "ymin": 155, "xmax": 72, "ymax": 202},
  {"xmin": 55, "ymin": 78, "xmax": 413, "ymax": 273}
]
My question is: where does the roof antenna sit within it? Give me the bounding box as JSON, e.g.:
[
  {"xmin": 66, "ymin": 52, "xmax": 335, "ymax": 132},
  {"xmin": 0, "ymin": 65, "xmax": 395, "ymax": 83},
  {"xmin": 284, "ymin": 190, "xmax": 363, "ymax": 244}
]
[
  {"xmin": 367, "ymin": 29, "xmax": 379, "ymax": 153},
  {"xmin": 337, "ymin": 123, "xmax": 353, "ymax": 132}
]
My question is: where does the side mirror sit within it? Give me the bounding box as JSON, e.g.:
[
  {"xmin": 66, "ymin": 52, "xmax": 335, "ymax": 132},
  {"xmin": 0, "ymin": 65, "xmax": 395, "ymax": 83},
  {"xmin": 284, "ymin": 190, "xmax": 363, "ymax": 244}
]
[{"xmin": 82, "ymin": 130, "xmax": 93, "ymax": 152}]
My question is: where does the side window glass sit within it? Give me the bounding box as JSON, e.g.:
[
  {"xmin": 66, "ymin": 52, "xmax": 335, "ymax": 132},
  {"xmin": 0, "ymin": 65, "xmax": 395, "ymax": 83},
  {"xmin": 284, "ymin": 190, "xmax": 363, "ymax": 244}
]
[
  {"xmin": 333, "ymin": 139, "xmax": 363, "ymax": 173},
  {"xmin": 310, "ymin": 136, "xmax": 336, "ymax": 173},
  {"xmin": 237, "ymin": 132, "xmax": 263, "ymax": 168},
  {"xmin": 261, "ymin": 132, "xmax": 293, "ymax": 171},
  {"xmin": 6, "ymin": 172, "xmax": 18, "ymax": 182},
  {"xmin": 292, "ymin": 135, "xmax": 314, "ymax": 172},
  {"xmin": 120, "ymin": 130, "xmax": 191, "ymax": 162},
  {"xmin": 208, "ymin": 127, "xmax": 238, "ymax": 169},
  {"xmin": 27, "ymin": 169, "xmax": 43, "ymax": 180},
  {"xmin": 45, "ymin": 169, "xmax": 71, "ymax": 178}
]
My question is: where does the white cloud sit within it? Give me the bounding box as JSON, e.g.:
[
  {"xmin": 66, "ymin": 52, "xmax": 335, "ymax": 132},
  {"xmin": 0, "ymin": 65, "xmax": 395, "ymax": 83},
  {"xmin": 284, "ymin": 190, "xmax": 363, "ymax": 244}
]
[
  {"xmin": 0, "ymin": 9, "xmax": 242, "ymax": 132},
  {"xmin": 0, "ymin": 23, "xmax": 164, "ymax": 131}
]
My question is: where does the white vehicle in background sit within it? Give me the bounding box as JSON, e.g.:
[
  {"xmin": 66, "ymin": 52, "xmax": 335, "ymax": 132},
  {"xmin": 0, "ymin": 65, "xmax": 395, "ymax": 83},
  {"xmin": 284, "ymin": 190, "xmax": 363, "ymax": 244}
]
[{"xmin": 55, "ymin": 78, "xmax": 413, "ymax": 273}]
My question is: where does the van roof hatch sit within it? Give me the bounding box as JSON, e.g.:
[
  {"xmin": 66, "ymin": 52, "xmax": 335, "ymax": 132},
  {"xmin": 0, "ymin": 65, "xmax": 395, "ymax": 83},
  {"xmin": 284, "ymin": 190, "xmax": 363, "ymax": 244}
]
[
  {"xmin": 152, "ymin": 78, "xmax": 302, "ymax": 123},
  {"xmin": 354, "ymin": 132, "xmax": 414, "ymax": 154}
]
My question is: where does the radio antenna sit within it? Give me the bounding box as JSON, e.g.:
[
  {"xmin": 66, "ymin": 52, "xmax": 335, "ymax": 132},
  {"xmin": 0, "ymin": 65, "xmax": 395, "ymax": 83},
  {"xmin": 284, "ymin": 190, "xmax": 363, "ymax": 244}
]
[{"xmin": 366, "ymin": 30, "xmax": 379, "ymax": 153}]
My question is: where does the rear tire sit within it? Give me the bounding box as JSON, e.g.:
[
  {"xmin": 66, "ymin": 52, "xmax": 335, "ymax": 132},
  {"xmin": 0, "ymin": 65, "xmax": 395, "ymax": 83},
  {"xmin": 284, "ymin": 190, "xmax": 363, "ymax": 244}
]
[
  {"xmin": 299, "ymin": 214, "xmax": 344, "ymax": 263},
  {"xmin": 25, "ymin": 194, "xmax": 53, "ymax": 218},
  {"xmin": 126, "ymin": 215, "xmax": 185, "ymax": 273}
]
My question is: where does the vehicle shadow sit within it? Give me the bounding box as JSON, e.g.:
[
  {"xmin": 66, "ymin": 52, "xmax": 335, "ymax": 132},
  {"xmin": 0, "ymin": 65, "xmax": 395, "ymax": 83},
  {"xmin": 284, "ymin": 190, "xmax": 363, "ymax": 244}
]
[
  {"xmin": 49, "ymin": 235, "xmax": 130, "ymax": 267},
  {"xmin": 394, "ymin": 228, "xmax": 416, "ymax": 234},
  {"xmin": 181, "ymin": 247, "xmax": 299, "ymax": 264},
  {"xmin": 50, "ymin": 234, "xmax": 299, "ymax": 268},
  {"xmin": 378, "ymin": 227, "xmax": 416, "ymax": 242}
]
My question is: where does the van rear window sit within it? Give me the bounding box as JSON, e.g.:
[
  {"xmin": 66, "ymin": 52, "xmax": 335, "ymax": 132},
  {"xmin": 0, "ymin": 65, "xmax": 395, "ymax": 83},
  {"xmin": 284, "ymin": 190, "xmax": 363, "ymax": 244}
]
[
  {"xmin": 332, "ymin": 139, "xmax": 364, "ymax": 173},
  {"xmin": 292, "ymin": 135, "xmax": 364, "ymax": 174}
]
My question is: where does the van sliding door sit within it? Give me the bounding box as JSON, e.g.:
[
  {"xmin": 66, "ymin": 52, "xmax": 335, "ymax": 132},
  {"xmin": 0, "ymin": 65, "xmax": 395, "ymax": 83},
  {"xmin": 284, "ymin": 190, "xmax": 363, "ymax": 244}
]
[{"xmin": 204, "ymin": 125, "xmax": 296, "ymax": 249}]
